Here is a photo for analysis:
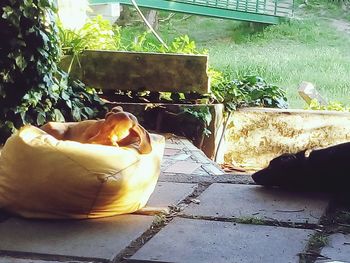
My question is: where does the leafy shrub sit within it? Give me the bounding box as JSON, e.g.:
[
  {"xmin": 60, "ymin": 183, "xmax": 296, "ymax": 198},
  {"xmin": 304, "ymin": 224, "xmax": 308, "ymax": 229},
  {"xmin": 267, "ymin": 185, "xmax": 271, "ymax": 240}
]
[
  {"xmin": 0, "ymin": 0, "xmax": 106, "ymax": 144},
  {"xmin": 119, "ymin": 32, "xmax": 205, "ymax": 54},
  {"xmin": 59, "ymin": 15, "xmax": 121, "ymax": 57},
  {"xmin": 211, "ymin": 71, "xmax": 288, "ymax": 111}
]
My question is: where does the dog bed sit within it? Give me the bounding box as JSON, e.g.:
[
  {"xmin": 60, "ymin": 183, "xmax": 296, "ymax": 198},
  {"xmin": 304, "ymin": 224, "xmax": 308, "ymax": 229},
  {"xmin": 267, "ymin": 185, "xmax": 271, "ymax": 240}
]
[{"xmin": 0, "ymin": 125, "xmax": 165, "ymax": 219}]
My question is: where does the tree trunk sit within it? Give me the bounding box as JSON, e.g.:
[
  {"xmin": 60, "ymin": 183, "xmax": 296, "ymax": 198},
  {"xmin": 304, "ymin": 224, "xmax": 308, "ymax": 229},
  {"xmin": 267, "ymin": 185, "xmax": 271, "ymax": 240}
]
[{"xmin": 145, "ymin": 10, "xmax": 158, "ymax": 30}]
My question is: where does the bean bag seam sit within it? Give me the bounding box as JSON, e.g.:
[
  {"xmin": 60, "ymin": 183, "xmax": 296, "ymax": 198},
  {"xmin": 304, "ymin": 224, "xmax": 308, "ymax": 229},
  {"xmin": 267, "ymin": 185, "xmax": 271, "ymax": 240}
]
[
  {"xmin": 103, "ymin": 159, "xmax": 141, "ymax": 179},
  {"xmin": 87, "ymin": 159, "xmax": 142, "ymax": 217},
  {"xmin": 44, "ymin": 139, "xmax": 142, "ymax": 174},
  {"xmin": 86, "ymin": 179, "xmax": 105, "ymax": 218}
]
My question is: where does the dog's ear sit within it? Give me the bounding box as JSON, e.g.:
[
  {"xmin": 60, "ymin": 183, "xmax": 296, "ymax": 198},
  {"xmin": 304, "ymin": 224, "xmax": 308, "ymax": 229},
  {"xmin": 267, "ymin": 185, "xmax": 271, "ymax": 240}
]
[
  {"xmin": 111, "ymin": 106, "xmax": 124, "ymax": 113},
  {"xmin": 130, "ymin": 124, "xmax": 152, "ymax": 154},
  {"xmin": 105, "ymin": 106, "xmax": 124, "ymax": 119}
]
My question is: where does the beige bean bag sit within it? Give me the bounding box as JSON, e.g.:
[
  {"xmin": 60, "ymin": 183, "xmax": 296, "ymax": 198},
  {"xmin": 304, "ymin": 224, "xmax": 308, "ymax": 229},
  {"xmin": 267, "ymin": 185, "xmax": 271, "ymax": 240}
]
[{"xmin": 0, "ymin": 125, "xmax": 164, "ymax": 219}]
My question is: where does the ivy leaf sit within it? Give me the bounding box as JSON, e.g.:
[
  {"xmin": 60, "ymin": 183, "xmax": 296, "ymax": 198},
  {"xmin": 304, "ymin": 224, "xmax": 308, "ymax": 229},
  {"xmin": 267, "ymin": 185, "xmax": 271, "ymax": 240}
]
[
  {"xmin": 15, "ymin": 55, "xmax": 27, "ymax": 71},
  {"xmin": 83, "ymin": 107, "xmax": 95, "ymax": 118},
  {"xmin": 36, "ymin": 111, "xmax": 46, "ymax": 125},
  {"xmin": 61, "ymin": 90, "xmax": 70, "ymax": 101},
  {"xmin": 53, "ymin": 108, "xmax": 65, "ymax": 122},
  {"xmin": 2, "ymin": 6, "xmax": 13, "ymax": 19},
  {"xmin": 72, "ymin": 107, "xmax": 81, "ymax": 121},
  {"xmin": 65, "ymin": 99, "xmax": 72, "ymax": 109}
]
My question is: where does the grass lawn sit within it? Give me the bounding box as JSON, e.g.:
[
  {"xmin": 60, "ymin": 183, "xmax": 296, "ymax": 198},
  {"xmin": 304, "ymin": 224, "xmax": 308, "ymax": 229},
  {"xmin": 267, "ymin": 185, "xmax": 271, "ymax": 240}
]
[{"xmin": 144, "ymin": 0, "xmax": 350, "ymax": 108}]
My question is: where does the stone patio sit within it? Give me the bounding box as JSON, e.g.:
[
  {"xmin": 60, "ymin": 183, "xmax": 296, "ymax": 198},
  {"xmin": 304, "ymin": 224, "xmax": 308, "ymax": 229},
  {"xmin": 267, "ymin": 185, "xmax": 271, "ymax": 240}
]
[{"xmin": 0, "ymin": 136, "xmax": 348, "ymax": 263}]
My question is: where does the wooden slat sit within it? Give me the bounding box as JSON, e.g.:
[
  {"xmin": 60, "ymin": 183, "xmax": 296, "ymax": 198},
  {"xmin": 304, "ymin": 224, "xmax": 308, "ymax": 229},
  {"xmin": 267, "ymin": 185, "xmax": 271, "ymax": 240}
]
[{"xmin": 64, "ymin": 50, "xmax": 209, "ymax": 94}]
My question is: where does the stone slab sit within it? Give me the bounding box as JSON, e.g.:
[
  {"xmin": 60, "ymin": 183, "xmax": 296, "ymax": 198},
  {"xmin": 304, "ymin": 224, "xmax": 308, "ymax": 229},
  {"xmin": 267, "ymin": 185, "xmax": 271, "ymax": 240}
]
[
  {"xmin": 147, "ymin": 182, "xmax": 196, "ymax": 207},
  {"xmin": 183, "ymin": 184, "xmax": 329, "ymax": 224},
  {"xmin": 163, "ymin": 160, "xmax": 201, "ymax": 174},
  {"xmin": 163, "ymin": 148, "xmax": 181, "ymax": 156},
  {"xmin": 201, "ymin": 164, "xmax": 224, "ymax": 175},
  {"xmin": 189, "ymin": 150, "xmax": 212, "ymax": 164},
  {"xmin": 158, "ymin": 173, "xmax": 254, "ymax": 184},
  {"xmin": 173, "ymin": 153, "xmax": 191, "ymax": 161},
  {"xmin": 164, "ymin": 138, "xmax": 199, "ymax": 152},
  {"xmin": 0, "ymin": 215, "xmax": 153, "ymax": 261},
  {"xmin": 317, "ymin": 233, "xmax": 350, "ymax": 262},
  {"xmin": 0, "ymin": 257, "xmax": 83, "ymax": 263},
  {"xmin": 130, "ymin": 217, "xmax": 314, "ymax": 263}
]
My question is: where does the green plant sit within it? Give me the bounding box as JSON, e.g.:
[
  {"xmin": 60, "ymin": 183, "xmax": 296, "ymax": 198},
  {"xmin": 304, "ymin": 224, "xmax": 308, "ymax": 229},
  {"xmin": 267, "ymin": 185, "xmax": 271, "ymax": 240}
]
[
  {"xmin": 183, "ymin": 106, "xmax": 212, "ymax": 136},
  {"xmin": 123, "ymin": 31, "xmax": 206, "ymax": 54},
  {"xmin": 0, "ymin": 0, "xmax": 106, "ymax": 144},
  {"xmin": 306, "ymin": 99, "xmax": 350, "ymax": 112},
  {"xmin": 236, "ymin": 216, "xmax": 265, "ymax": 225},
  {"xmin": 59, "ymin": 15, "xmax": 121, "ymax": 57},
  {"xmin": 158, "ymin": 35, "xmax": 205, "ymax": 54},
  {"xmin": 211, "ymin": 71, "xmax": 288, "ymax": 111},
  {"xmin": 308, "ymin": 232, "xmax": 329, "ymax": 248}
]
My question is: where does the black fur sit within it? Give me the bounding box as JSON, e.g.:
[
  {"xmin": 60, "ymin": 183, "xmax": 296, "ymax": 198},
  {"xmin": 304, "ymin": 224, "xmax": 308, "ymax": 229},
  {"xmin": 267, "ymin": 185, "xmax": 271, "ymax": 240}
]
[{"xmin": 252, "ymin": 142, "xmax": 350, "ymax": 192}]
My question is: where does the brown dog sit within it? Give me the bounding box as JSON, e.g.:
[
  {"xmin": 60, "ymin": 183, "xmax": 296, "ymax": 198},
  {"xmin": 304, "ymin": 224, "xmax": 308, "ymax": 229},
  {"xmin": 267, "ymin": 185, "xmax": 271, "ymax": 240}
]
[{"xmin": 40, "ymin": 107, "xmax": 152, "ymax": 154}]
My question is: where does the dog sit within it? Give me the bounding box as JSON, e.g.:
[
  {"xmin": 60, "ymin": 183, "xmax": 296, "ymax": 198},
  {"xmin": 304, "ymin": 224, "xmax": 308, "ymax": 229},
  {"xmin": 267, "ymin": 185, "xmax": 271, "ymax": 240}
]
[
  {"xmin": 252, "ymin": 142, "xmax": 350, "ymax": 192},
  {"xmin": 40, "ymin": 107, "xmax": 152, "ymax": 154}
]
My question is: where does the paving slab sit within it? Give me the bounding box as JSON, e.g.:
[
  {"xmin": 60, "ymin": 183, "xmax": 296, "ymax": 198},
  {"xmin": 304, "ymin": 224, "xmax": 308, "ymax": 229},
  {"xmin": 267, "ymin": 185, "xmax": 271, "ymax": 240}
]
[
  {"xmin": 130, "ymin": 217, "xmax": 314, "ymax": 263},
  {"xmin": 201, "ymin": 163, "xmax": 224, "ymax": 175},
  {"xmin": 0, "ymin": 257, "xmax": 87, "ymax": 263},
  {"xmin": 147, "ymin": 182, "xmax": 196, "ymax": 207},
  {"xmin": 165, "ymin": 138, "xmax": 199, "ymax": 152},
  {"xmin": 183, "ymin": 184, "xmax": 329, "ymax": 224},
  {"xmin": 158, "ymin": 173, "xmax": 254, "ymax": 184},
  {"xmin": 163, "ymin": 160, "xmax": 201, "ymax": 174},
  {"xmin": 163, "ymin": 148, "xmax": 182, "ymax": 157},
  {"xmin": 0, "ymin": 215, "xmax": 153, "ymax": 261},
  {"xmin": 317, "ymin": 233, "xmax": 350, "ymax": 262}
]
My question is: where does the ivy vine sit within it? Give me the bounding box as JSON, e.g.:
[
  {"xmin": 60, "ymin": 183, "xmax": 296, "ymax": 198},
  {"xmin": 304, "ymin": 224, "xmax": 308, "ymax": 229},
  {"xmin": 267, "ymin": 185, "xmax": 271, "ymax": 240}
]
[{"xmin": 0, "ymin": 0, "xmax": 106, "ymax": 144}]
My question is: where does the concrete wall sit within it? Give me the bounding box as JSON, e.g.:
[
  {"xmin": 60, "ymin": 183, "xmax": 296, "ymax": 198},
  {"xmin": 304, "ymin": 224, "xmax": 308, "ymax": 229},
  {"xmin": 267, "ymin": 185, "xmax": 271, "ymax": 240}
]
[
  {"xmin": 224, "ymin": 108, "xmax": 350, "ymax": 171},
  {"xmin": 57, "ymin": 0, "xmax": 89, "ymax": 29},
  {"xmin": 89, "ymin": 3, "xmax": 121, "ymax": 23},
  {"xmin": 57, "ymin": 0, "xmax": 121, "ymax": 29}
]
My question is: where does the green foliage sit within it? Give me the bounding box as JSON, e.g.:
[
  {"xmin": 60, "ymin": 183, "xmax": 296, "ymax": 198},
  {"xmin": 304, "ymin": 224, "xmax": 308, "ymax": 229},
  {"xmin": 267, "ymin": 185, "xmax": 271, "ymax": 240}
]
[
  {"xmin": 158, "ymin": 35, "xmax": 203, "ymax": 54},
  {"xmin": 58, "ymin": 15, "xmax": 121, "ymax": 57},
  {"xmin": 121, "ymin": 32, "xmax": 206, "ymax": 54},
  {"xmin": 246, "ymin": 20, "xmax": 338, "ymax": 44},
  {"xmin": 59, "ymin": 14, "xmax": 206, "ymax": 55},
  {"xmin": 183, "ymin": 106, "xmax": 212, "ymax": 136},
  {"xmin": 0, "ymin": 0, "xmax": 106, "ymax": 144},
  {"xmin": 308, "ymin": 232, "xmax": 329, "ymax": 248},
  {"xmin": 306, "ymin": 99, "xmax": 350, "ymax": 111},
  {"xmin": 211, "ymin": 71, "xmax": 288, "ymax": 111},
  {"xmin": 236, "ymin": 216, "xmax": 265, "ymax": 225}
]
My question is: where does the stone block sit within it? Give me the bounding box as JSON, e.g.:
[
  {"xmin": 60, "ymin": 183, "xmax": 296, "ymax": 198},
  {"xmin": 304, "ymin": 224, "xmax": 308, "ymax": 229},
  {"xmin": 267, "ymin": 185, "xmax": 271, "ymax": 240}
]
[
  {"xmin": 131, "ymin": 218, "xmax": 313, "ymax": 263},
  {"xmin": 0, "ymin": 257, "xmax": 73, "ymax": 263},
  {"xmin": 183, "ymin": 184, "xmax": 329, "ymax": 224},
  {"xmin": 147, "ymin": 182, "xmax": 196, "ymax": 207},
  {"xmin": 62, "ymin": 51, "xmax": 209, "ymax": 94},
  {"xmin": 318, "ymin": 233, "xmax": 350, "ymax": 262},
  {"xmin": 225, "ymin": 108, "xmax": 350, "ymax": 170},
  {"xmin": 0, "ymin": 215, "xmax": 153, "ymax": 261}
]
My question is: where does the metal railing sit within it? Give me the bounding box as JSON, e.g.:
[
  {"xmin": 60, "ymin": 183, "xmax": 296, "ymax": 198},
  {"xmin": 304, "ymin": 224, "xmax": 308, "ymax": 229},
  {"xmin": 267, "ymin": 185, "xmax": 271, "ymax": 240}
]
[
  {"xmin": 171, "ymin": 0, "xmax": 293, "ymax": 17},
  {"xmin": 89, "ymin": 0, "xmax": 294, "ymax": 24}
]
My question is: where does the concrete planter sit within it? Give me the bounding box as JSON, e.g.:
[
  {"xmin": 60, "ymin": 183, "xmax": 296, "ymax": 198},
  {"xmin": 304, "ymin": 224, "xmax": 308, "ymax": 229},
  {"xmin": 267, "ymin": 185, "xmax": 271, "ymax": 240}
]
[{"xmin": 224, "ymin": 108, "xmax": 350, "ymax": 170}]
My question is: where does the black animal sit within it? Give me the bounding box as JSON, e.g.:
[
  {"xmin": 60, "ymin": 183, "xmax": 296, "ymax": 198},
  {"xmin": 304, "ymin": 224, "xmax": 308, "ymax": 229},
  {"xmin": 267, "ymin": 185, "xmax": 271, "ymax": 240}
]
[{"xmin": 252, "ymin": 142, "xmax": 350, "ymax": 192}]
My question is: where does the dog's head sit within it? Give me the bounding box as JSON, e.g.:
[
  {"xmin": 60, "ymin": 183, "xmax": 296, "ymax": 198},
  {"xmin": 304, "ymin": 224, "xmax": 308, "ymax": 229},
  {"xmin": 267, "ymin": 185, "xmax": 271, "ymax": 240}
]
[
  {"xmin": 89, "ymin": 107, "xmax": 152, "ymax": 154},
  {"xmin": 252, "ymin": 151, "xmax": 308, "ymax": 189}
]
